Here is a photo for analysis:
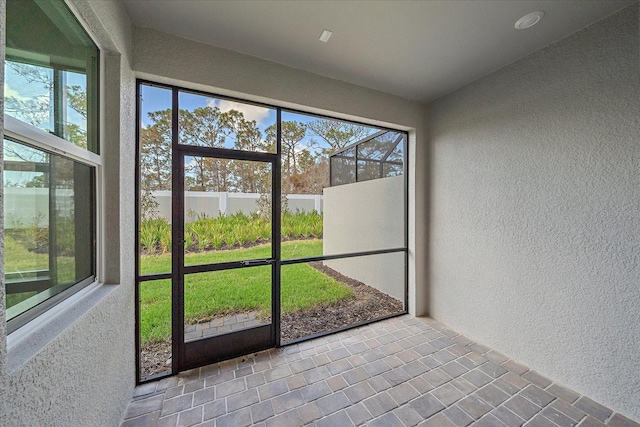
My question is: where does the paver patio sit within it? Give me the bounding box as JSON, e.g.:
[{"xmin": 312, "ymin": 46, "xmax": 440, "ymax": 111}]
[
  {"xmin": 185, "ymin": 311, "xmax": 268, "ymax": 342},
  {"xmin": 122, "ymin": 315, "xmax": 639, "ymax": 427}
]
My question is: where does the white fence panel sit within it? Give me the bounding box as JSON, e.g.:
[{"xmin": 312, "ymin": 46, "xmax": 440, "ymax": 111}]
[
  {"xmin": 4, "ymin": 189, "xmax": 323, "ymax": 228},
  {"xmin": 153, "ymin": 191, "xmax": 322, "ymax": 222}
]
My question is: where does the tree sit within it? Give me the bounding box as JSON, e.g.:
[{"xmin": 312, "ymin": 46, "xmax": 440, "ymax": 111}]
[
  {"xmin": 25, "ymin": 175, "xmax": 46, "ymax": 188},
  {"xmin": 356, "ymin": 131, "xmax": 400, "ymax": 160},
  {"xmin": 67, "ymin": 85, "xmax": 87, "ymax": 119},
  {"xmin": 178, "ymin": 106, "xmax": 230, "ymax": 191},
  {"xmin": 179, "ymin": 106, "xmax": 271, "ymax": 192},
  {"xmin": 140, "ymin": 109, "xmax": 172, "ymax": 192},
  {"xmin": 265, "ymin": 121, "xmax": 306, "ymax": 193},
  {"xmin": 289, "ymin": 160, "xmax": 328, "ymax": 194},
  {"xmin": 4, "ymin": 95, "xmax": 50, "ymax": 130},
  {"xmin": 141, "ymin": 106, "xmax": 273, "ymax": 194},
  {"xmin": 285, "ymin": 149, "xmax": 328, "ymax": 194},
  {"xmin": 225, "ymin": 110, "xmax": 270, "ymax": 193},
  {"xmin": 6, "ymin": 62, "xmax": 89, "ymax": 149},
  {"xmin": 138, "ymin": 108, "xmax": 173, "ymax": 218},
  {"xmin": 307, "ymin": 118, "xmax": 373, "ymax": 154}
]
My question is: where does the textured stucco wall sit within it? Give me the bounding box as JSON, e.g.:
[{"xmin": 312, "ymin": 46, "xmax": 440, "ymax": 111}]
[
  {"xmin": 324, "ymin": 176, "xmax": 405, "ymax": 254},
  {"xmin": 0, "ymin": 0, "xmax": 7, "ymax": 377},
  {"xmin": 324, "ymin": 176, "xmax": 405, "ymax": 301},
  {"xmin": 325, "ymin": 252, "xmax": 405, "ymax": 303},
  {"xmin": 428, "ymin": 4, "xmax": 640, "ymax": 420},
  {"xmin": 0, "ymin": 1, "xmax": 136, "ymax": 426},
  {"xmin": 132, "ymin": 27, "xmax": 423, "ymax": 130},
  {"xmin": 0, "ymin": 285, "xmax": 133, "ymax": 426},
  {"xmin": 77, "ymin": 0, "xmax": 136, "ymax": 287},
  {"xmin": 132, "ymin": 27, "xmax": 429, "ymax": 315}
]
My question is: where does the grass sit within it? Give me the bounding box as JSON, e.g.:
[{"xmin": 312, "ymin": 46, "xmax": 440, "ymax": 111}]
[
  {"xmin": 6, "ymin": 219, "xmax": 344, "ymax": 344},
  {"xmin": 140, "ymin": 239, "xmax": 353, "ymax": 344},
  {"xmin": 4, "ymin": 235, "xmax": 75, "ymax": 308},
  {"xmin": 141, "ymin": 238, "xmax": 322, "ymax": 274},
  {"xmin": 5, "ymin": 235, "xmax": 48, "ymax": 272}
]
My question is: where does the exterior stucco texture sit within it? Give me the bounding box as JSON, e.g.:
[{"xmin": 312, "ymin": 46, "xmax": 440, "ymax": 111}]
[
  {"xmin": 428, "ymin": 4, "xmax": 640, "ymax": 421},
  {"xmin": 0, "ymin": 286, "xmax": 134, "ymax": 426}
]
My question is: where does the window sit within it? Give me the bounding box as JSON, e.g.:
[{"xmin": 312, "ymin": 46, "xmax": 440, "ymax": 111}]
[{"xmin": 4, "ymin": 0, "xmax": 99, "ymax": 332}]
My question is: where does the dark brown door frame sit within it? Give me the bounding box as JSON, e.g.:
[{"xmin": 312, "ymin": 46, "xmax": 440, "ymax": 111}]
[{"xmin": 171, "ymin": 136, "xmax": 281, "ymax": 372}]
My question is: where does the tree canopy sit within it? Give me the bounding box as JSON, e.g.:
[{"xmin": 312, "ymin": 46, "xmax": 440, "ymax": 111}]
[{"xmin": 138, "ymin": 105, "xmax": 385, "ymax": 218}]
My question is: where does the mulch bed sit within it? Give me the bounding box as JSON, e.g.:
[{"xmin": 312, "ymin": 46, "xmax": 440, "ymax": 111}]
[
  {"xmin": 280, "ymin": 262, "xmax": 403, "ymax": 342},
  {"xmin": 140, "ymin": 340, "xmax": 172, "ymax": 379},
  {"xmin": 140, "ymin": 263, "xmax": 403, "ymax": 379}
]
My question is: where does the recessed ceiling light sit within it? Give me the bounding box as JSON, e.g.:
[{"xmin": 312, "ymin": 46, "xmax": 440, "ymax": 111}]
[
  {"xmin": 319, "ymin": 29, "xmax": 332, "ymax": 43},
  {"xmin": 515, "ymin": 11, "xmax": 544, "ymax": 29}
]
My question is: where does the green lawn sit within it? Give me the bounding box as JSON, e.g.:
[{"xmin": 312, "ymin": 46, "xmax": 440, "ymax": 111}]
[
  {"xmin": 5, "ymin": 235, "xmax": 48, "ymax": 272},
  {"xmin": 4, "ymin": 236, "xmax": 75, "ymax": 308},
  {"xmin": 140, "ymin": 239, "xmax": 353, "ymax": 344},
  {"xmin": 5, "ymin": 236, "xmax": 352, "ymax": 344},
  {"xmin": 140, "ymin": 238, "xmax": 320, "ymax": 274}
]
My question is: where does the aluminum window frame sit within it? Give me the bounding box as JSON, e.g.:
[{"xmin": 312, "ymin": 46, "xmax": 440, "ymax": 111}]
[{"xmin": 3, "ymin": 120, "xmax": 101, "ymax": 333}]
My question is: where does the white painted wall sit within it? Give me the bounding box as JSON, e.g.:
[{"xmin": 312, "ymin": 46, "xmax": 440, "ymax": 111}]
[
  {"xmin": 323, "ymin": 176, "xmax": 405, "ymax": 301},
  {"xmin": 324, "ymin": 176, "xmax": 404, "ymax": 254},
  {"xmin": 325, "ymin": 253, "xmax": 405, "ymax": 303},
  {"xmin": 132, "ymin": 27, "xmax": 428, "ymax": 315},
  {"xmin": 3, "ymin": 188, "xmax": 59, "ymax": 228},
  {"xmin": 427, "ymin": 4, "xmax": 640, "ymax": 420},
  {"xmin": 0, "ymin": 0, "xmax": 137, "ymax": 425}
]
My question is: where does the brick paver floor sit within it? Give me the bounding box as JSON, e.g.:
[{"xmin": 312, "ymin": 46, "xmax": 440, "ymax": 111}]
[
  {"xmin": 122, "ymin": 315, "xmax": 639, "ymax": 427},
  {"xmin": 185, "ymin": 311, "xmax": 267, "ymax": 342}
]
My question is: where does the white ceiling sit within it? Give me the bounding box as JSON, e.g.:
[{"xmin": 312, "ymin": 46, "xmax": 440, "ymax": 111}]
[{"xmin": 122, "ymin": 0, "xmax": 634, "ymax": 103}]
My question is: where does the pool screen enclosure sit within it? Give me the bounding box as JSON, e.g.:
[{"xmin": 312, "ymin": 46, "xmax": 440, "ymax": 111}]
[{"xmin": 135, "ymin": 80, "xmax": 409, "ymax": 382}]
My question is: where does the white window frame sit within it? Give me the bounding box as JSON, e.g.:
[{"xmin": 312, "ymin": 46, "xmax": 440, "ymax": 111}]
[{"xmin": 3, "ymin": 0, "xmax": 105, "ymax": 334}]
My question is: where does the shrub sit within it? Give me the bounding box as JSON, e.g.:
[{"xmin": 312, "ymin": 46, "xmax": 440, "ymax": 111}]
[{"xmin": 139, "ymin": 211, "xmax": 323, "ymax": 254}]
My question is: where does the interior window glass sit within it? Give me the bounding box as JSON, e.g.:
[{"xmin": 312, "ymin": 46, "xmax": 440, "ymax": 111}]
[
  {"xmin": 4, "ymin": 138, "xmax": 95, "ymax": 323},
  {"xmin": 5, "ymin": 0, "xmax": 99, "ymax": 153}
]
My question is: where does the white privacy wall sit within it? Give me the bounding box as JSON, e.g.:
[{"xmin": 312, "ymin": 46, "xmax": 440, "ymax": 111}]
[
  {"xmin": 323, "ymin": 176, "xmax": 405, "ymax": 301},
  {"xmin": 427, "ymin": 4, "xmax": 640, "ymax": 420}
]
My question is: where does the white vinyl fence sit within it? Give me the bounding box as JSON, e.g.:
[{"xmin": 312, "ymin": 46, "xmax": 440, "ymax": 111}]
[
  {"xmin": 152, "ymin": 191, "xmax": 322, "ymax": 221},
  {"xmin": 4, "ymin": 188, "xmax": 73, "ymax": 229},
  {"xmin": 4, "ymin": 189, "xmax": 323, "ymax": 229}
]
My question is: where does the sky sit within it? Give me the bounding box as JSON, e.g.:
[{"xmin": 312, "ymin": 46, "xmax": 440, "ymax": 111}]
[
  {"xmin": 4, "ymin": 63, "xmax": 88, "ymax": 187},
  {"xmin": 4, "ymin": 63, "xmax": 87, "ymax": 136}
]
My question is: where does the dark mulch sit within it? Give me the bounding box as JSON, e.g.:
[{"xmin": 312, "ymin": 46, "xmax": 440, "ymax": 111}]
[
  {"xmin": 280, "ymin": 262, "xmax": 403, "ymax": 342},
  {"xmin": 140, "ymin": 340, "xmax": 172, "ymax": 379},
  {"xmin": 139, "ymin": 263, "xmax": 403, "ymax": 379}
]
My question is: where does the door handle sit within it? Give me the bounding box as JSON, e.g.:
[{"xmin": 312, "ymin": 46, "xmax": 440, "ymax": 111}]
[{"xmin": 240, "ymin": 259, "xmax": 275, "ymax": 267}]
